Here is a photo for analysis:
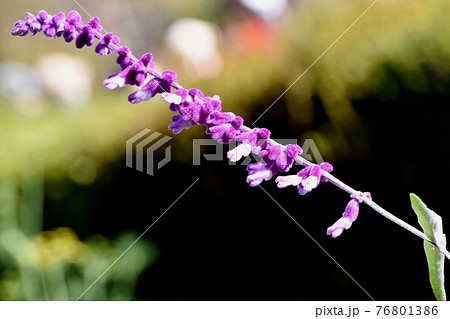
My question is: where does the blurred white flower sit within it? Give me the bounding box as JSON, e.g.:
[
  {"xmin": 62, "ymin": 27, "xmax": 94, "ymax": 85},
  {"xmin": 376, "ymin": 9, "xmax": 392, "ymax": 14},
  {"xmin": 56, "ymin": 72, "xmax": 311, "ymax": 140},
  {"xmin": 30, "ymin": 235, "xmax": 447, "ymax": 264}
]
[
  {"xmin": 165, "ymin": 18, "xmax": 222, "ymax": 79},
  {"xmin": 239, "ymin": 0, "xmax": 288, "ymax": 19},
  {"xmin": 36, "ymin": 53, "xmax": 93, "ymax": 106}
]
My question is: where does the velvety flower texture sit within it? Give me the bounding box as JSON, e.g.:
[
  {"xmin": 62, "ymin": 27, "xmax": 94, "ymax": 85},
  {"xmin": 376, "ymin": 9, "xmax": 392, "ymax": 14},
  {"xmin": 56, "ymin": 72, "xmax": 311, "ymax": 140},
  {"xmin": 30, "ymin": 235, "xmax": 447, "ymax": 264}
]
[
  {"xmin": 95, "ymin": 32, "xmax": 120, "ymax": 56},
  {"xmin": 227, "ymin": 128, "xmax": 271, "ymax": 162},
  {"xmin": 326, "ymin": 192, "xmax": 372, "ymax": 238},
  {"xmin": 275, "ymin": 162, "xmax": 333, "ymax": 195},
  {"xmin": 246, "ymin": 144, "xmax": 302, "ymax": 187},
  {"xmin": 11, "ymin": 9, "xmax": 368, "ymax": 238}
]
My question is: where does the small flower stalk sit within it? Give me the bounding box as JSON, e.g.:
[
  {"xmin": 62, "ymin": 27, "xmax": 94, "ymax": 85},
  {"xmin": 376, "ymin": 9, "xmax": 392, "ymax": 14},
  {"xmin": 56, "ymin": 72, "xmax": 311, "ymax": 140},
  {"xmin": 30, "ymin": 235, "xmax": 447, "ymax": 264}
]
[{"xmin": 11, "ymin": 10, "xmax": 373, "ymax": 238}]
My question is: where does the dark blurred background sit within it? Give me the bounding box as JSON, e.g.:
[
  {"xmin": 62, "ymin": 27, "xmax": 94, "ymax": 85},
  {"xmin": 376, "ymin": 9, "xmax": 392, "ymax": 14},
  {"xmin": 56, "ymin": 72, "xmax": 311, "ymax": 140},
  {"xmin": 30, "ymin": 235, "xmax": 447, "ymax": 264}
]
[{"xmin": 1, "ymin": 0, "xmax": 449, "ymax": 300}]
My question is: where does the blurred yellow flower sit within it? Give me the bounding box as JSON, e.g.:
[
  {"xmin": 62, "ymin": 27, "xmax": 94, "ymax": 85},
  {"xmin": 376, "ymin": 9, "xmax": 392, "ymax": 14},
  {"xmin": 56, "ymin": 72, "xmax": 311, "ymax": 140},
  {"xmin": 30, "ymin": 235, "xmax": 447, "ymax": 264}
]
[{"xmin": 26, "ymin": 227, "xmax": 88, "ymax": 269}]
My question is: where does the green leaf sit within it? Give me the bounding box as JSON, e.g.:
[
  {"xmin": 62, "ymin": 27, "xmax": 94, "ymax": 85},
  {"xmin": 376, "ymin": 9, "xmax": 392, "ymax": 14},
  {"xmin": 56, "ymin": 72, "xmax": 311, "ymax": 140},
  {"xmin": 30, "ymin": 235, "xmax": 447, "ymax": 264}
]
[{"xmin": 410, "ymin": 193, "xmax": 446, "ymax": 301}]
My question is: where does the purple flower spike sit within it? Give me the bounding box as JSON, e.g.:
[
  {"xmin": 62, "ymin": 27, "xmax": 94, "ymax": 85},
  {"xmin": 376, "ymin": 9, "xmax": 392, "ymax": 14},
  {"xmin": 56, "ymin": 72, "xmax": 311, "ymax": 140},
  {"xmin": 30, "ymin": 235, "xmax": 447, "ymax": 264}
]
[
  {"xmin": 95, "ymin": 32, "xmax": 120, "ymax": 56},
  {"xmin": 327, "ymin": 192, "xmax": 372, "ymax": 238},
  {"xmin": 75, "ymin": 25, "xmax": 95, "ymax": 49},
  {"xmin": 11, "ymin": 20, "xmax": 29, "ymax": 36},
  {"xmin": 42, "ymin": 12, "xmax": 65, "ymax": 37}
]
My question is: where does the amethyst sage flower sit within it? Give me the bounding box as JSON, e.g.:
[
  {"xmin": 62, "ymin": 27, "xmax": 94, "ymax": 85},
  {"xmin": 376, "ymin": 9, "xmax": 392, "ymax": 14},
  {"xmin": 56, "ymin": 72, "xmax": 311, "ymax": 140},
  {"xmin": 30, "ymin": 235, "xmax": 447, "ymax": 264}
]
[
  {"xmin": 327, "ymin": 192, "xmax": 372, "ymax": 238},
  {"xmin": 246, "ymin": 144, "xmax": 302, "ymax": 187},
  {"xmin": 227, "ymin": 128, "xmax": 271, "ymax": 162},
  {"xmin": 275, "ymin": 162, "xmax": 333, "ymax": 195}
]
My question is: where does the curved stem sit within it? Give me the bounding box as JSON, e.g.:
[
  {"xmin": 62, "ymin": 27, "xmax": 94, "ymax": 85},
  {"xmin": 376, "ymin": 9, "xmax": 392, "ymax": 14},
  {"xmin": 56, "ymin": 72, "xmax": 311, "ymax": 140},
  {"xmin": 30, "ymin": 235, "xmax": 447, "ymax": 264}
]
[{"xmin": 94, "ymin": 25, "xmax": 450, "ymax": 260}]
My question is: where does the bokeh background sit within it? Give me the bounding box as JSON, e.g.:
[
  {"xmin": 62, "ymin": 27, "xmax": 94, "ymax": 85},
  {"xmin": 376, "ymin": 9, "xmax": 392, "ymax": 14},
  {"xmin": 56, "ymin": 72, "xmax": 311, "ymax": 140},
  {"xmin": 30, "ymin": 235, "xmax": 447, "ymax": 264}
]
[{"xmin": 1, "ymin": 0, "xmax": 449, "ymax": 300}]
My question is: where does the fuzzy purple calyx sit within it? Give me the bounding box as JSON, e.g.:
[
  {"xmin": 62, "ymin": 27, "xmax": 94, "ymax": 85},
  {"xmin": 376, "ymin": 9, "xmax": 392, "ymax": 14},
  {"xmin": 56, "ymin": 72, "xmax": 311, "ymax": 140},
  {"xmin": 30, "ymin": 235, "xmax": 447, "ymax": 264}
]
[
  {"xmin": 228, "ymin": 128, "xmax": 271, "ymax": 162},
  {"xmin": 169, "ymin": 114, "xmax": 196, "ymax": 134},
  {"xmin": 75, "ymin": 24, "xmax": 94, "ymax": 49},
  {"xmin": 128, "ymin": 69, "xmax": 176, "ymax": 104},
  {"xmin": 95, "ymin": 32, "xmax": 120, "ymax": 56},
  {"xmin": 246, "ymin": 144, "xmax": 302, "ymax": 187}
]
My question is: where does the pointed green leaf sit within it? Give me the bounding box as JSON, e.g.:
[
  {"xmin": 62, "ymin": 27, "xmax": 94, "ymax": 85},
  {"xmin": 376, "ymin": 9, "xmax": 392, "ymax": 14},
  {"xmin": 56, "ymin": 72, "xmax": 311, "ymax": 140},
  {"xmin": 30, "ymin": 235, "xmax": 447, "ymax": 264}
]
[{"xmin": 410, "ymin": 193, "xmax": 446, "ymax": 301}]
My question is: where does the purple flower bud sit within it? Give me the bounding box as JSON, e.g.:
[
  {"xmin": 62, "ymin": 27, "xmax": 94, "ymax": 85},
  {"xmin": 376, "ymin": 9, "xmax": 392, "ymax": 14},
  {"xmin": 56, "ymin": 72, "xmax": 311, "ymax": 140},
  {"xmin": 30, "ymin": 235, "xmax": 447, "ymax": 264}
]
[
  {"xmin": 189, "ymin": 88, "xmax": 204, "ymax": 100},
  {"xmin": 161, "ymin": 70, "xmax": 177, "ymax": 84},
  {"xmin": 169, "ymin": 114, "xmax": 196, "ymax": 134},
  {"xmin": 42, "ymin": 12, "xmax": 65, "ymax": 37},
  {"xmin": 246, "ymin": 144, "xmax": 301, "ymax": 187},
  {"xmin": 246, "ymin": 162, "xmax": 274, "ymax": 187},
  {"xmin": 95, "ymin": 32, "xmax": 120, "ymax": 56},
  {"xmin": 206, "ymin": 111, "xmax": 235, "ymax": 126},
  {"xmin": 162, "ymin": 88, "xmax": 215, "ymax": 125},
  {"xmin": 162, "ymin": 88, "xmax": 189, "ymax": 111},
  {"xmin": 25, "ymin": 13, "xmax": 41, "ymax": 35},
  {"xmin": 278, "ymin": 145, "xmax": 302, "ymax": 171},
  {"xmin": 260, "ymin": 144, "xmax": 301, "ymax": 172},
  {"xmin": 62, "ymin": 10, "xmax": 84, "ymax": 43},
  {"xmin": 106, "ymin": 53, "xmax": 154, "ymax": 90},
  {"xmin": 88, "ymin": 17, "xmax": 102, "ymax": 32},
  {"xmin": 36, "ymin": 10, "xmax": 50, "ymax": 25},
  {"xmin": 279, "ymin": 162, "xmax": 333, "ymax": 195},
  {"xmin": 66, "ymin": 10, "xmax": 83, "ymax": 26},
  {"xmin": 75, "ymin": 24, "xmax": 95, "ymax": 49},
  {"xmin": 327, "ymin": 192, "xmax": 372, "ymax": 238},
  {"xmin": 297, "ymin": 165, "xmax": 321, "ymax": 195},
  {"xmin": 11, "ymin": 20, "xmax": 29, "ymax": 36},
  {"xmin": 257, "ymin": 128, "xmax": 271, "ymax": 140},
  {"xmin": 178, "ymin": 101, "xmax": 201, "ymax": 122},
  {"xmin": 206, "ymin": 112, "xmax": 243, "ymax": 144},
  {"xmin": 62, "ymin": 11, "xmax": 83, "ymax": 42},
  {"xmin": 319, "ymin": 162, "xmax": 333, "ymax": 182},
  {"xmin": 128, "ymin": 69, "xmax": 175, "ymax": 104},
  {"xmin": 63, "ymin": 24, "xmax": 77, "ymax": 43},
  {"xmin": 116, "ymin": 46, "xmax": 133, "ymax": 69},
  {"xmin": 204, "ymin": 95, "xmax": 222, "ymax": 111}
]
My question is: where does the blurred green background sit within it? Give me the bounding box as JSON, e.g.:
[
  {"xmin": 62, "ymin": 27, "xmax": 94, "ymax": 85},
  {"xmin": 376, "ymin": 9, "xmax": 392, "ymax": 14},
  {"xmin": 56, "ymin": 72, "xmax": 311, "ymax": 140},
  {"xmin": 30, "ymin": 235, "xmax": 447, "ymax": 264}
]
[{"xmin": 1, "ymin": 0, "xmax": 450, "ymax": 300}]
